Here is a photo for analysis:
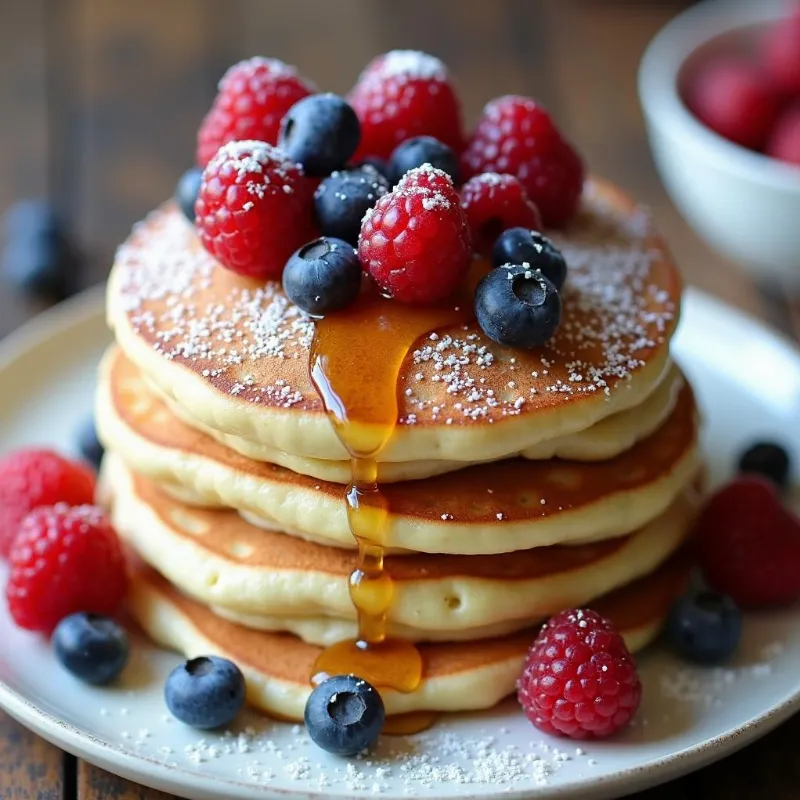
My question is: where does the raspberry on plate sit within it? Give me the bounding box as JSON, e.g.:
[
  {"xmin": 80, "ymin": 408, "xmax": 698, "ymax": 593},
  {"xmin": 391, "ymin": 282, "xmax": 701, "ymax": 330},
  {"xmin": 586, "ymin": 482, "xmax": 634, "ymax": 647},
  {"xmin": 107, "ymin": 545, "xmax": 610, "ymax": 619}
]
[
  {"xmin": 761, "ymin": 12, "xmax": 800, "ymax": 97},
  {"xmin": 517, "ymin": 608, "xmax": 641, "ymax": 739},
  {"xmin": 196, "ymin": 57, "xmax": 315, "ymax": 167},
  {"xmin": 6, "ymin": 503, "xmax": 128, "ymax": 633},
  {"xmin": 766, "ymin": 104, "xmax": 800, "ymax": 166},
  {"xmin": 696, "ymin": 476, "xmax": 800, "ymax": 608},
  {"xmin": 0, "ymin": 448, "xmax": 96, "ymax": 558},
  {"xmin": 348, "ymin": 50, "xmax": 464, "ymax": 160},
  {"xmin": 461, "ymin": 96, "xmax": 584, "ymax": 228},
  {"xmin": 195, "ymin": 140, "xmax": 316, "ymax": 280},
  {"xmin": 460, "ymin": 173, "xmax": 543, "ymax": 257},
  {"xmin": 686, "ymin": 59, "xmax": 779, "ymax": 151},
  {"xmin": 357, "ymin": 164, "xmax": 471, "ymax": 304}
]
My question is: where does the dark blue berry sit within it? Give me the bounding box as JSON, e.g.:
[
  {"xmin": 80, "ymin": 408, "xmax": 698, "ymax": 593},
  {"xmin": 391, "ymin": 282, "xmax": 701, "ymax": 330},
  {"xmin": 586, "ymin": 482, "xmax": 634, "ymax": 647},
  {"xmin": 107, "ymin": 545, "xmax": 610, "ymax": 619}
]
[
  {"xmin": 176, "ymin": 167, "xmax": 203, "ymax": 222},
  {"xmin": 314, "ymin": 167, "xmax": 389, "ymax": 245},
  {"xmin": 350, "ymin": 156, "xmax": 390, "ymax": 181},
  {"xmin": 491, "ymin": 228, "xmax": 567, "ymax": 290},
  {"xmin": 283, "ymin": 237, "xmax": 361, "ymax": 316},
  {"xmin": 738, "ymin": 441, "xmax": 791, "ymax": 490},
  {"xmin": 2, "ymin": 200, "xmax": 61, "ymax": 238},
  {"xmin": 475, "ymin": 265, "xmax": 562, "ymax": 349},
  {"xmin": 77, "ymin": 416, "xmax": 104, "ymax": 471},
  {"xmin": 304, "ymin": 674, "xmax": 385, "ymax": 756},
  {"xmin": 387, "ymin": 136, "xmax": 460, "ymax": 185},
  {"xmin": 279, "ymin": 94, "xmax": 360, "ymax": 177},
  {"xmin": 165, "ymin": 655, "xmax": 245, "ymax": 730},
  {"xmin": 666, "ymin": 591, "xmax": 742, "ymax": 665},
  {"xmin": 52, "ymin": 612, "xmax": 129, "ymax": 685}
]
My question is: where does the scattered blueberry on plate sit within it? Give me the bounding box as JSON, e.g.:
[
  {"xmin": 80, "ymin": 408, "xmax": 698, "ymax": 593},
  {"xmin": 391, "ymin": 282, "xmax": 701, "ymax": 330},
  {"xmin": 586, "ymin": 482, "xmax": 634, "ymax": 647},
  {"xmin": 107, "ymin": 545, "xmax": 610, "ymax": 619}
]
[
  {"xmin": 666, "ymin": 591, "xmax": 742, "ymax": 665},
  {"xmin": 305, "ymin": 674, "xmax": 385, "ymax": 756},
  {"xmin": 76, "ymin": 415, "xmax": 104, "ymax": 471},
  {"xmin": 52, "ymin": 612, "xmax": 129, "ymax": 685},
  {"xmin": 175, "ymin": 167, "xmax": 204, "ymax": 222},
  {"xmin": 387, "ymin": 136, "xmax": 460, "ymax": 185},
  {"xmin": 165, "ymin": 655, "xmax": 246, "ymax": 729},
  {"xmin": 491, "ymin": 228, "xmax": 568, "ymax": 290},
  {"xmin": 738, "ymin": 441, "xmax": 791, "ymax": 490}
]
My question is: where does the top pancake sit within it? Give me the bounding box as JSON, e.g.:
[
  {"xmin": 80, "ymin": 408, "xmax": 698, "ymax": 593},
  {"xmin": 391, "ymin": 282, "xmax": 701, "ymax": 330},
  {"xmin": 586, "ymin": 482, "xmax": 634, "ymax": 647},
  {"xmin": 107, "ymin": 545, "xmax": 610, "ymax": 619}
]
[{"xmin": 107, "ymin": 178, "xmax": 681, "ymax": 464}]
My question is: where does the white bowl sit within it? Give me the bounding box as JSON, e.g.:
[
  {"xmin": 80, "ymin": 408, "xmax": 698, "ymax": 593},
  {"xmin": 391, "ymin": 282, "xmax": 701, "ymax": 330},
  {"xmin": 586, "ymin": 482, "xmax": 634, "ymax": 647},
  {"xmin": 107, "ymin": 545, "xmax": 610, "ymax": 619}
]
[{"xmin": 639, "ymin": 0, "xmax": 800, "ymax": 285}]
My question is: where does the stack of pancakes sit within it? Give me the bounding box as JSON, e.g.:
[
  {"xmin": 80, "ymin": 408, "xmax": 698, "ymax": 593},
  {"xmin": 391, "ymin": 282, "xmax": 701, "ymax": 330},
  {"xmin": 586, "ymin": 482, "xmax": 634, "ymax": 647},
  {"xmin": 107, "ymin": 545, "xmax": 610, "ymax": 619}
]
[{"xmin": 97, "ymin": 179, "xmax": 702, "ymax": 721}]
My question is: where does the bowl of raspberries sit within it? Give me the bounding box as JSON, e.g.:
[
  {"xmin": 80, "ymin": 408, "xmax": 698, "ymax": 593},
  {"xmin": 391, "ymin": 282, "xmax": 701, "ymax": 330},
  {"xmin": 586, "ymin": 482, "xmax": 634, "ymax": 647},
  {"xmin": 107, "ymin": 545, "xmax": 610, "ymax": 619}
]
[{"xmin": 639, "ymin": 0, "xmax": 800, "ymax": 285}]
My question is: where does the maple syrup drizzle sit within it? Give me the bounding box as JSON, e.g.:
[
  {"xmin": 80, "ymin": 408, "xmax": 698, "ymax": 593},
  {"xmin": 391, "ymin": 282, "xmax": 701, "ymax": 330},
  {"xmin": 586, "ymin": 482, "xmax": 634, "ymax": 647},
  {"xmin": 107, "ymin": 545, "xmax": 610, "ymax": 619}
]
[{"xmin": 308, "ymin": 265, "xmax": 484, "ymax": 693}]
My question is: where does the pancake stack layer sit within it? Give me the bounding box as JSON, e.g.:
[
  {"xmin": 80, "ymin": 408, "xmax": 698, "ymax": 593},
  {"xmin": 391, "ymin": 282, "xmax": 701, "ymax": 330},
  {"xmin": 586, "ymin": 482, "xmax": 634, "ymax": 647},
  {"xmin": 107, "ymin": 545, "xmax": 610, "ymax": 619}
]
[{"xmin": 98, "ymin": 179, "xmax": 702, "ymax": 721}]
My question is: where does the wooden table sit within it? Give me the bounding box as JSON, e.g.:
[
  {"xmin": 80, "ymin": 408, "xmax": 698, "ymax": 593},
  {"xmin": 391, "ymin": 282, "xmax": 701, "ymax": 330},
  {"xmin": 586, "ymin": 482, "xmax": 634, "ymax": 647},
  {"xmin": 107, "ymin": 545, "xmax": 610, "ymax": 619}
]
[{"xmin": 1, "ymin": 1, "xmax": 799, "ymax": 797}]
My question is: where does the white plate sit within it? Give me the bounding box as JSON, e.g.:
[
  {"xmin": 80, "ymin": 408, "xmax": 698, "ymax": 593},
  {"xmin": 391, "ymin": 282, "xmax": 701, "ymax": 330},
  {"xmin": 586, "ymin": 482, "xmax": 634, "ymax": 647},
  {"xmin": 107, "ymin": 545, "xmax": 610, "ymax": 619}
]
[{"xmin": 1, "ymin": 287, "xmax": 800, "ymax": 800}]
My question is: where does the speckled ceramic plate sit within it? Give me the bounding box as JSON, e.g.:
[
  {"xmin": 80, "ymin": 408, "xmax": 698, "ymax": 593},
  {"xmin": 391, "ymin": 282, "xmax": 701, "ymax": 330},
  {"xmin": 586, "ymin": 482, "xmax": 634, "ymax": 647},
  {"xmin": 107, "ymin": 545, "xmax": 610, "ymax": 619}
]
[{"xmin": 1, "ymin": 286, "xmax": 800, "ymax": 800}]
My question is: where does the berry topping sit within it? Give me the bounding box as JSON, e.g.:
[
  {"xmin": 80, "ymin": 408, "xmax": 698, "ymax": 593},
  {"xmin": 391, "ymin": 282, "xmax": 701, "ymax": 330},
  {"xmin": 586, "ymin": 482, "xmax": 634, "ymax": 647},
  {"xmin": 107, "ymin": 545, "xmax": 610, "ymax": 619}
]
[
  {"xmin": 358, "ymin": 164, "xmax": 471, "ymax": 304},
  {"xmin": 314, "ymin": 166, "xmax": 389, "ymax": 245},
  {"xmin": 738, "ymin": 440, "xmax": 792, "ymax": 489},
  {"xmin": 491, "ymin": 227, "xmax": 567, "ymax": 290},
  {"xmin": 304, "ymin": 674, "xmax": 385, "ymax": 756},
  {"xmin": 761, "ymin": 12, "xmax": 800, "ymax": 96},
  {"xmin": 348, "ymin": 50, "xmax": 463, "ymax": 160},
  {"xmin": 76, "ymin": 415, "xmax": 104, "ymax": 472},
  {"xmin": 0, "ymin": 448, "xmax": 96, "ymax": 558},
  {"xmin": 196, "ymin": 57, "xmax": 315, "ymax": 167},
  {"xmin": 175, "ymin": 167, "xmax": 203, "ymax": 222},
  {"xmin": 52, "ymin": 612, "xmax": 129, "ymax": 685},
  {"xmin": 517, "ymin": 609, "xmax": 641, "ymax": 739},
  {"xmin": 686, "ymin": 59, "xmax": 779, "ymax": 150},
  {"xmin": 475, "ymin": 265, "xmax": 562, "ymax": 349},
  {"xmin": 278, "ymin": 94, "xmax": 361, "ymax": 177},
  {"xmin": 283, "ymin": 237, "xmax": 362, "ymax": 316},
  {"xmin": 387, "ymin": 136, "xmax": 460, "ymax": 186},
  {"xmin": 461, "ymin": 174, "xmax": 543, "ymax": 258},
  {"xmin": 766, "ymin": 103, "xmax": 800, "ymax": 167},
  {"xmin": 696, "ymin": 476, "xmax": 800, "ymax": 608},
  {"xmin": 195, "ymin": 140, "xmax": 315, "ymax": 280},
  {"xmin": 165, "ymin": 655, "xmax": 246, "ymax": 730},
  {"xmin": 666, "ymin": 591, "xmax": 742, "ymax": 666},
  {"xmin": 6, "ymin": 504, "xmax": 127, "ymax": 633},
  {"xmin": 461, "ymin": 96, "xmax": 584, "ymax": 228}
]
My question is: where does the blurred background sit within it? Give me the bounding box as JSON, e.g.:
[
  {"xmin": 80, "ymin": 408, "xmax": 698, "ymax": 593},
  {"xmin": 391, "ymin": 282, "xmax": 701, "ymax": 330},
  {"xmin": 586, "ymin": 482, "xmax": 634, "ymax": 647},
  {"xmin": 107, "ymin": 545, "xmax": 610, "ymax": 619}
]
[{"xmin": 0, "ymin": 0, "xmax": 795, "ymax": 339}]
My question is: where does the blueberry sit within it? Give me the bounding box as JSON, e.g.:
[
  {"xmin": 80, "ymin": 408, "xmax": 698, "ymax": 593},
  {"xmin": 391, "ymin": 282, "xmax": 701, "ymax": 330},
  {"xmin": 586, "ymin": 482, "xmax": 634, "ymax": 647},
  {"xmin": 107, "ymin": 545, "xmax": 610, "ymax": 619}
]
[
  {"xmin": 1, "ymin": 229, "xmax": 80, "ymax": 301},
  {"xmin": 666, "ymin": 591, "xmax": 742, "ymax": 665},
  {"xmin": 279, "ymin": 94, "xmax": 360, "ymax": 177},
  {"xmin": 2, "ymin": 199, "xmax": 61, "ymax": 238},
  {"xmin": 492, "ymin": 228, "xmax": 567, "ymax": 290},
  {"xmin": 314, "ymin": 167, "xmax": 389, "ymax": 245},
  {"xmin": 738, "ymin": 441, "xmax": 791, "ymax": 490},
  {"xmin": 475, "ymin": 265, "xmax": 562, "ymax": 349},
  {"xmin": 283, "ymin": 237, "xmax": 361, "ymax": 316},
  {"xmin": 165, "ymin": 655, "xmax": 245, "ymax": 730},
  {"xmin": 52, "ymin": 612, "xmax": 129, "ymax": 685},
  {"xmin": 387, "ymin": 136, "xmax": 460, "ymax": 185},
  {"xmin": 349, "ymin": 156, "xmax": 390, "ymax": 181},
  {"xmin": 175, "ymin": 167, "xmax": 203, "ymax": 222},
  {"xmin": 77, "ymin": 416, "xmax": 104, "ymax": 471},
  {"xmin": 304, "ymin": 674, "xmax": 385, "ymax": 756}
]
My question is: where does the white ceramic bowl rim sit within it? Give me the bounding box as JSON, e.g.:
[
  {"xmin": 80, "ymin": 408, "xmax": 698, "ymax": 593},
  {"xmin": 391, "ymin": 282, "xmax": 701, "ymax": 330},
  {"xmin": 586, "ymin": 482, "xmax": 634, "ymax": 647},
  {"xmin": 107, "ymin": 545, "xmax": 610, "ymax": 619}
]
[{"xmin": 638, "ymin": 0, "xmax": 800, "ymax": 193}]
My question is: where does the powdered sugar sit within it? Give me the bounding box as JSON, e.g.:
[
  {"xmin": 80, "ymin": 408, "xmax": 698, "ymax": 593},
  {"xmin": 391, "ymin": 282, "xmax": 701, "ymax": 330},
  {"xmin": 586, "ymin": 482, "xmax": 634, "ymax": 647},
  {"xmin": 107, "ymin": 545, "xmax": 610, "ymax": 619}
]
[
  {"xmin": 366, "ymin": 50, "xmax": 449, "ymax": 84},
  {"xmin": 219, "ymin": 56, "xmax": 303, "ymax": 90}
]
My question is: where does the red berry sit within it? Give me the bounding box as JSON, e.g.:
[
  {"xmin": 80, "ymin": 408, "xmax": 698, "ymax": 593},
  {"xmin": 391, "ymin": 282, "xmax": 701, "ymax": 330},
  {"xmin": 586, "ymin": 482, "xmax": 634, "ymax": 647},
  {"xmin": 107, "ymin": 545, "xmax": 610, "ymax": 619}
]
[
  {"xmin": 358, "ymin": 164, "xmax": 471, "ymax": 304},
  {"xmin": 348, "ymin": 50, "xmax": 464, "ymax": 161},
  {"xmin": 460, "ymin": 173, "xmax": 543, "ymax": 257},
  {"xmin": 461, "ymin": 96, "xmax": 584, "ymax": 228},
  {"xmin": 195, "ymin": 140, "xmax": 316, "ymax": 280},
  {"xmin": 766, "ymin": 103, "xmax": 800, "ymax": 166},
  {"xmin": 6, "ymin": 504, "xmax": 127, "ymax": 633},
  {"xmin": 761, "ymin": 14, "xmax": 800, "ymax": 96},
  {"xmin": 696, "ymin": 476, "xmax": 800, "ymax": 608},
  {"xmin": 517, "ymin": 609, "xmax": 641, "ymax": 739},
  {"xmin": 686, "ymin": 59, "xmax": 780, "ymax": 150},
  {"xmin": 196, "ymin": 57, "xmax": 315, "ymax": 167},
  {"xmin": 0, "ymin": 448, "xmax": 95, "ymax": 558}
]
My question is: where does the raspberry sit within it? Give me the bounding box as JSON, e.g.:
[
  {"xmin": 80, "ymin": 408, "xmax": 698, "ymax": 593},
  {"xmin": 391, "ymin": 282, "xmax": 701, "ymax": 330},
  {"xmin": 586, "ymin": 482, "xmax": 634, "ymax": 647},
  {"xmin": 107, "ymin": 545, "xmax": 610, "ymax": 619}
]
[
  {"xmin": 460, "ymin": 173, "xmax": 543, "ymax": 257},
  {"xmin": 0, "ymin": 448, "xmax": 95, "ymax": 558},
  {"xmin": 766, "ymin": 104, "xmax": 800, "ymax": 166},
  {"xmin": 461, "ymin": 96, "xmax": 584, "ymax": 228},
  {"xmin": 358, "ymin": 164, "xmax": 471, "ymax": 304},
  {"xmin": 696, "ymin": 477, "xmax": 800, "ymax": 608},
  {"xmin": 686, "ymin": 59, "xmax": 779, "ymax": 150},
  {"xmin": 196, "ymin": 57, "xmax": 315, "ymax": 167},
  {"xmin": 6, "ymin": 504, "xmax": 127, "ymax": 633},
  {"xmin": 195, "ymin": 140, "xmax": 316, "ymax": 280},
  {"xmin": 517, "ymin": 609, "xmax": 641, "ymax": 739},
  {"xmin": 348, "ymin": 50, "xmax": 464, "ymax": 161},
  {"xmin": 761, "ymin": 13, "xmax": 800, "ymax": 96}
]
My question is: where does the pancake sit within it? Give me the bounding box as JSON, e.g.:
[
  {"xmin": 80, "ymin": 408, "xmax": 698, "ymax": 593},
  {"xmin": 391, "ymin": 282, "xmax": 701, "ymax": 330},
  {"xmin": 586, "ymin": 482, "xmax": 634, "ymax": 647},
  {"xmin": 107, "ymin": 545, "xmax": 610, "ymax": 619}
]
[
  {"xmin": 104, "ymin": 456, "xmax": 699, "ymax": 638},
  {"xmin": 98, "ymin": 350, "xmax": 701, "ymax": 554},
  {"xmin": 107, "ymin": 179, "xmax": 681, "ymax": 467},
  {"xmin": 128, "ymin": 551, "xmax": 690, "ymax": 719}
]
